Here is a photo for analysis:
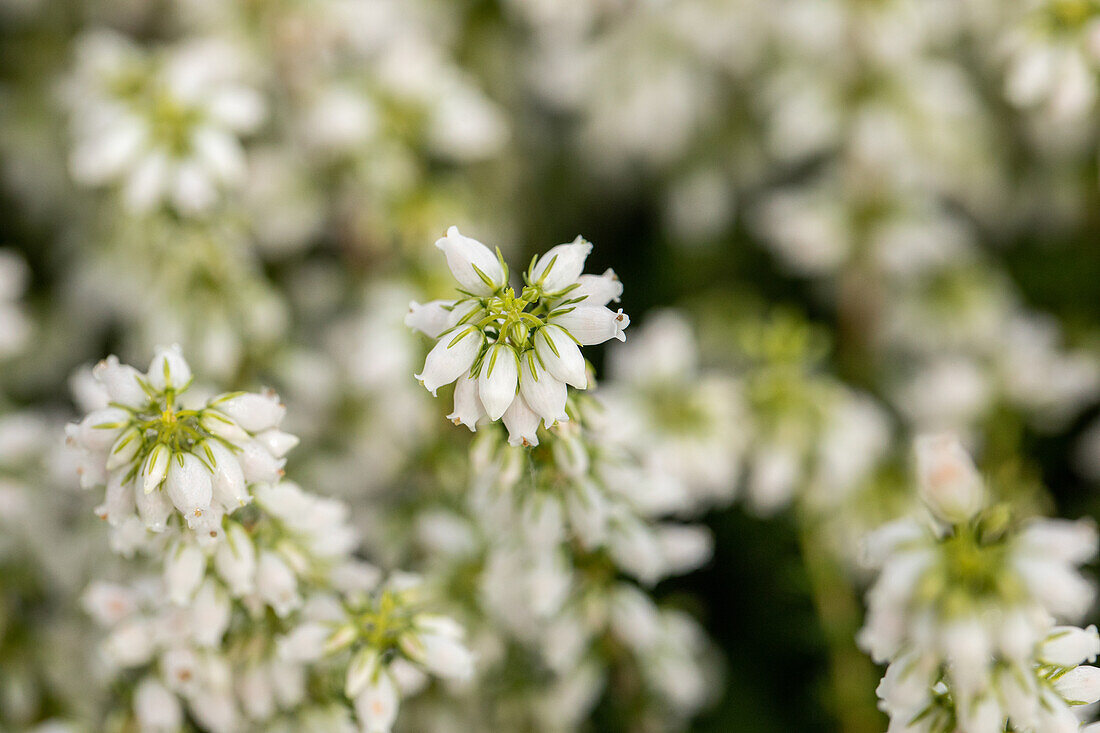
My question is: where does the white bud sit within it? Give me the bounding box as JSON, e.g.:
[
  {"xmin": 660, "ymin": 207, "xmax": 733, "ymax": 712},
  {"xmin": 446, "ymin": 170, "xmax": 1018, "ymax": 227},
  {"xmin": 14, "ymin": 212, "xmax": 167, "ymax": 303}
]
[
  {"xmin": 141, "ymin": 443, "xmax": 171, "ymax": 495},
  {"xmin": 405, "ymin": 299, "xmax": 456, "ymax": 338},
  {"xmin": 534, "ymin": 325, "xmax": 587, "ymax": 389},
  {"xmin": 1040, "ymin": 626, "xmax": 1100, "ymax": 668},
  {"xmin": 104, "ymin": 621, "xmax": 155, "ymax": 667},
  {"xmin": 353, "ymin": 670, "xmax": 399, "ymax": 733},
  {"xmin": 212, "ymin": 391, "xmax": 286, "ymax": 432},
  {"xmin": 82, "ymin": 581, "xmax": 137, "ymax": 626},
  {"xmin": 477, "ymin": 343, "xmax": 519, "ymax": 421},
  {"xmin": 519, "ymin": 353, "xmax": 568, "ymax": 428},
  {"xmin": 502, "ymin": 395, "xmax": 541, "ymax": 447},
  {"xmin": 165, "ymin": 452, "xmax": 213, "ymax": 521},
  {"xmin": 215, "ymin": 522, "xmax": 255, "ymax": 596},
  {"xmin": 147, "ymin": 344, "xmax": 192, "ymax": 392},
  {"xmin": 572, "ymin": 268, "xmax": 622, "ymax": 306},
  {"xmin": 165, "ymin": 542, "xmax": 205, "ymax": 605},
  {"xmin": 254, "ymin": 429, "xmax": 299, "ymax": 459},
  {"xmin": 434, "ymin": 226, "xmax": 504, "ymax": 295},
  {"xmin": 203, "ymin": 440, "xmax": 249, "ymax": 511},
  {"xmin": 656, "ymin": 524, "xmax": 714, "ymax": 575},
  {"xmin": 192, "ymin": 578, "xmax": 231, "ymax": 647},
  {"xmin": 134, "ymin": 677, "xmax": 182, "ymax": 733},
  {"xmin": 550, "ymin": 306, "xmax": 629, "ymax": 345},
  {"xmin": 531, "ymin": 236, "xmax": 592, "ymax": 293},
  {"xmin": 415, "ymin": 327, "xmax": 484, "ymax": 396},
  {"xmin": 447, "ymin": 374, "xmax": 485, "ymax": 431},
  {"xmin": 1054, "ymin": 665, "xmax": 1100, "ymax": 705},
  {"xmin": 78, "ymin": 407, "xmax": 130, "ymax": 451},
  {"xmin": 93, "ymin": 355, "xmax": 148, "ymax": 408},
  {"xmin": 914, "ymin": 434, "xmax": 984, "ymax": 523},
  {"xmin": 237, "ymin": 665, "xmax": 275, "ymax": 722},
  {"xmin": 257, "ymin": 551, "xmax": 300, "ymax": 617},
  {"xmin": 106, "ymin": 426, "xmax": 142, "ymax": 470},
  {"xmin": 1018, "ymin": 518, "xmax": 1098, "ymax": 565}
]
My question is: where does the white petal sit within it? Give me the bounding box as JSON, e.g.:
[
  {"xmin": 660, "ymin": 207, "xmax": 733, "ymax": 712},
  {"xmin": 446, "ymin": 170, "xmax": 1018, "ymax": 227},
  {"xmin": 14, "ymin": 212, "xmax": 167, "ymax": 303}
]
[
  {"xmin": 477, "ymin": 343, "xmax": 518, "ymax": 421},
  {"xmin": 447, "ymin": 374, "xmax": 485, "ymax": 431},
  {"xmin": 550, "ymin": 306, "xmax": 630, "ymax": 345},
  {"xmin": 433, "ymin": 226, "xmax": 504, "ymax": 295},
  {"xmin": 415, "ymin": 328, "xmax": 484, "ymax": 396},
  {"xmin": 534, "ymin": 324, "xmax": 587, "ymax": 388},
  {"xmin": 502, "ymin": 395, "xmax": 541, "ymax": 447},
  {"xmin": 518, "ymin": 352, "xmax": 568, "ymax": 427},
  {"xmin": 530, "ymin": 236, "xmax": 592, "ymax": 294}
]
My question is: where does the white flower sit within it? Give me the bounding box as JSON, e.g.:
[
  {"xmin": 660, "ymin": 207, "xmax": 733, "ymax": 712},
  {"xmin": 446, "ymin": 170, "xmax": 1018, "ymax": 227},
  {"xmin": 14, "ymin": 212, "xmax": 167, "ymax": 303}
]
[
  {"xmin": 447, "ymin": 374, "xmax": 486, "ymax": 431},
  {"xmin": 433, "ymin": 226, "xmax": 504, "ymax": 296},
  {"xmin": 572, "ymin": 268, "xmax": 623, "ymax": 306},
  {"xmin": 135, "ymin": 479, "xmax": 173, "ymax": 532},
  {"xmin": 534, "ymin": 325, "xmax": 588, "ymax": 389},
  {"xmin": 93, "ymin": 355, "xmax": 148, "ymax": 408},
  {"xmin": 518, "ymin": 353, "xmax": 569, "ymax": 428},
  {"xmin": 212, "ymin": 390, "xmax": 286, "ymax": 433},
  {"xmin": 134, "ymin": 677, "xmax": 182, "ymax": 733},
  {"xmin": 191, "ymin": 578, "xmax": 231, "ymax": 647},
  {"xmin": 147, "ymin": 344, "xmax": 192, "ymax": 392},
  {"xmin": 353, "ymin": 670, "xmax": 399, "ymax": 733},
  {"xmin": 257, "ymin": 551, "xmax": 301, "ymax": 617},
  {"xmin": 215, "ymin": 522, "xmax": 255, "ymax": 596},
  {"xmin": 1039, "ymin": 625, "xmax": 1100, "ymax": 668},
  {"xmin": 141, "ymin": 443, "xmax": 171, "ymax": 496},
  {"xmin": 914, "ymin": 433, "xmax": 985, "ymax": 524},
  {"xmin": 477, "ymin": 343, "xmax": 519, "ymax": 420},
  {"xmin": 1054, "ymin": 665, "xmax": 1100, "ymax": 705},
  {"xmin": 206, "ymin": 440, "xmax": 248, "ymax": 510},
  {"xmin": 502, "ymin": 395, "xmax": 541, "ymax": 447},
  {"xmin": 165, "ymin": 452, "xmax": 214, "ymax": 522},
  {"xmin": 550, "ymin": 306, "xmax": 630, "ymax": 345},
  {"xmin": 530, "ymin": 236, "xmax": 592, "ymax": 294},
  {"xmin": 165, "ymin": 542, "xmax": 205, "ymax": 605},
  {"xmin": 415, "ymin": 327, "xmax": 484, "ymax": 396},
  {"xmin": 405, "ymin": 299, "xmax": 455, "ymax": 338}
]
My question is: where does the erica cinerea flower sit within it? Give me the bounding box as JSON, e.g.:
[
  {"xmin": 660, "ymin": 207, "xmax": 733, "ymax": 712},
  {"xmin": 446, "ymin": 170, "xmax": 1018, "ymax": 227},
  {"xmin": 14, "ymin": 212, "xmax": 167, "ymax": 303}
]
[
  {"xmin": 409, "ymin": 226, "xmax": 629, "ymax": 446},
  {"xmin": 859, "ymin": 434, "xmax": 1100, "ymax": 733},
  {"xmin": 67, "ymin": 344, "xmax": 294, "ymax": 542}
]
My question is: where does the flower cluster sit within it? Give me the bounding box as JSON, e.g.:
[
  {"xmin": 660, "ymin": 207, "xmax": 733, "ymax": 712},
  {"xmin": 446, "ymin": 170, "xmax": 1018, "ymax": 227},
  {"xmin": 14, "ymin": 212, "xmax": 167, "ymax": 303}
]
[
  {"xmin": 408, "ymin": 226, "xmax": 629, "ymax": 447},
  {"xmin": 860, "ymin": 434, "xmax": 1100, "ymax": 732},
  {"xmin": 67, "ymin": 345, "xmax": 295, "ymax": 544},
  {"xmin": 63, "ymin": 30, "xmax": 265, "ymax": 216}
]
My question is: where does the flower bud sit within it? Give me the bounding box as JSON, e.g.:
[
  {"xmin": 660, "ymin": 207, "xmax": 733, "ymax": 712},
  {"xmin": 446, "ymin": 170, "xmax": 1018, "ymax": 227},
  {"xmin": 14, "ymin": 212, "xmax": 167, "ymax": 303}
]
[
  {"xmin": 278, "ymin": 622, "xmax": 328, "ymax": 663},
  {"xmin": 1054, "ymin": 664, "xmax": 1100, "ymax": 705},
  {"xmin": 254, "ymin": 428, "xmax": 299, "ymax": 458},
  {"xmin": 165, "ymin": 452, "xmax": 213, "ymax": 520},
  {"xmin": 353, "ymin": 670, "xmax": 398, "ymax": 733},
  {"xmin": 534, "ymin": 325, "xmax": 587, "ymax": 389},
  {"xmin": 519, "ymin": 353, "xmax": 568, "ymax": 428},
  {"xmin": 434, "ymin": 226, "xmax": 504, "ymax": 295},
  {"xmin": 415, "ymin": 327, "xmax": 484, "ymax": 396},
  {"xmin": 99, "ymin": 470, "xmax": 136, "ymax": 526},
  {"xmin": 238, "ymin": 440, "xmax": 284, "ymax": 483},
  {"xmin": 147, "ymin": 344, "xmax": 192, "ymax": 392},
  {"xmin": 531, "ymin": 236, "xmax": 592, "ymax": 294},
  {"xmin": 135, "ymin": 475, "xmax": 173, "ymax": 531},
  {"xmin": 78, "ymin": 407, "xmax": 130, "ymax": 451},
  {"xmin": 192, "ymin": 578, "xmax": 231, "ymax": 647},
  {"xmin": 914, "ymin": 434, "xmax": 985, "ymax": 524},
  {"xmin": 400, "ymin": 628, "xmax": 474, "ymax": 681},
  {"xmin": 550, "ymin": 305, "xmax": 630, "ymax": 345},
  {"xmin": 257, "ymin": 551, "xmax": 300, "ymax": 617},
  {"xmin": 205, "ymin": 440, "xmax": 249, "ymax": 510},
  {"xmin": 346, "ymin": 647, "xmax": 381, "ymax": 698},
  {"xmin": 134, "ymin": 677, "xmax": 182, "ymax": 733},
  {"xmin": 141, "ymin": 443, "xmax": 170, "ymax": 495},
  {"xmin": 215, "ymin": 522, "xmax": 256, "ymax": 596},
  {"xmin": 477, "ymin": 343, "xmax": 518, "ymax": 421},
  {"xmin": 200, "ymin": 410, "xmax": 252, "ymax": 443},
  {"xmin": 93, "ymin": 355, "xmax": 148, "ymax": 408}
]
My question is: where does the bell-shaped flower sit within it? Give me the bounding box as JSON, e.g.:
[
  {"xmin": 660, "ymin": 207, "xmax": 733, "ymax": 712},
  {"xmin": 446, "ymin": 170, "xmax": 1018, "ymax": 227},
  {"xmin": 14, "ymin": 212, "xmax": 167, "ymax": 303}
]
[
  {"xmin": 415, "ymin": 327, "xmax": 484, "ymax": 396},
  {"xmin": 78, "ymin": 406, "xmax": 130, "ymax": 451},
  {"xmin": 405, "ymin": 299, "xmax": 455, "ymax": 338},
  {"xmin": 1053, "ymin": 665, "xmax": 1100, "ymax": 705},
  {"xmin": 134, "ymin": 677, "xmax": 182, "ymax": 733},
  {"xmin": 519, "ymin": 352, "xmax": 568, "ymax": 428},
  {"xmin": 106, "ymin": 426, "xmax": 142, "ymax": 470},
  {"xmin": 147, "ymin": 344, "xmax": 192, "ymax": 392},
  {"xmin": 98, "ymin": 470, "xmax": 136, "ymax": 525},
  {"xmin": 215, "ymin": 522, "xmax": 255, "ymax": 596},
  {"xmin": 530, "ymin": 236, "xmax": 592, "ymax": 294},
  {"xmin": 502, "ymin": 395, "xmax": 541, "ymax": 447},
  {"xmin": 477, "ymin": 343, "xmax": 519, "ymax": 421},
  {"xmin": 205, "ymin": 440, "xmax": 249, "ymax": 510},
  {"xmin": 165, "ymin": 541, "xmax": 205, "ymax": 605},
  {"xmin": 135, "ymin": 477, "xmax": 173, "ymax": 531},
  {"xmin": 165, "ymin": 451, "xmax": 213, "ymax": 521},
  {"xmin": 572, "ymin": 268, "xmax": 623, "ymax": 306},
  {"xmin": 434, "ymin": 226, "xmax": 504, "ymax": 296},
  {"xmin": 1039, "ymin": 625, "xmax": 1100, "ymax": 668},
  {"xmin": 191, "ymin": 578, "xmax": 231, "ymax": 647},
  {"xmin": 212, "ymin": 390, "xmax": 286, "ymax": 433},
  {"xmin": 93, "ymin": 355, "xmax": 148, "ymax": 408},
  {"xmin": 550, "ymin": 306, "xmax": 630, "ymax": 345},
  {"xmin": 257, "ymin": 550, "xmax": 301, "ymax": 617},
  {"xmin": 200, "ymin": 410, "xmax": 252, "ymax": 443},
  {"xmin": 346, "ymin": 648, "xmax": 382, "ymax": 699},
  {"xmin": 915, "ymin": 433, "xmax": 985, "ymax": 524},
  {"xmin": 534, "ymin": 325, "xmax": 587, "ymax": 389},
  {"xmin": 447, "ymin": 374, "xmax": 485, "ymax": 431},
  {"xmin": 354, "ymin": 669, "xmax": 399, "ymax": 733},
  {"xmin": 238, "ymin": 440, "xmax": 284, "ymax": 483},
  {"xmin": 278, "ymin": 622, "xmax": 330, "ymax": 664},
  {"xmin": 254, "ymin": 428, "xmax": 299, "ymax": 458}
]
